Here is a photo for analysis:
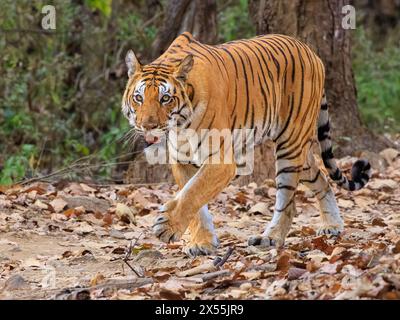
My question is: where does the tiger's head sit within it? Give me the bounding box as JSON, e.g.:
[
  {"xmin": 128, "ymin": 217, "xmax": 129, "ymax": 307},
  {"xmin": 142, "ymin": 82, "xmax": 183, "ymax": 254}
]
[{"xmin": 121, "ymin": 50, "xmax": 194, "ymax": 144}]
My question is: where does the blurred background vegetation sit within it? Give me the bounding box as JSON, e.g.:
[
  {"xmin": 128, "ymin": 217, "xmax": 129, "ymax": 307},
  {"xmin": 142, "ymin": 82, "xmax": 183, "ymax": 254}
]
[{"xmin": 0, "ymin": 0, "xmax": 399, "ymax": 185}]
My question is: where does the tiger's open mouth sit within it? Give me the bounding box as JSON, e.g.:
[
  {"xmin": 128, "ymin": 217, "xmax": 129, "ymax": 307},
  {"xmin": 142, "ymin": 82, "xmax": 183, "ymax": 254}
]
[{"xmin": 144, "ymin": 133, "xmax": 160, "ymax": 144}]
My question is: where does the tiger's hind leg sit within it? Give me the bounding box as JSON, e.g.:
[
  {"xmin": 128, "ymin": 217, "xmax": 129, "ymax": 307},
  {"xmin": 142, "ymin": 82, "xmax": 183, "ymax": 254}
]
[
  {"xmin": 248, "ymin": 148, "xmax": 306, "ymax": 247},
  {"xmin": 300, "ymin": 146, "xmax": 344, "ymax": 235}
]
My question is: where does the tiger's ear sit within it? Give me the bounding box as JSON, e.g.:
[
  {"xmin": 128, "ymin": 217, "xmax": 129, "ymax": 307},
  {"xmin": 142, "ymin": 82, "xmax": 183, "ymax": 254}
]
[
  {"xmin": 125, "ymin": 50, "xmax": 142, "ymax": 77},
  {"xmin": 175, "ymin": 54, "xmax": 194, "ymax": 82}
]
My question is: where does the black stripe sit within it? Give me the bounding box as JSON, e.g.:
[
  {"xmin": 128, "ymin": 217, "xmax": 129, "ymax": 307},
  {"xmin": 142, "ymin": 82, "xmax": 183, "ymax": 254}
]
[
  {"xmin": 321, "ymin": 147, "xmax": 334, "ymax": 161},
  {"xmin": 330, "ymin": 168, "xmax": 342, "ymax": 181},
  {"xmin": 221, "ymin": 47, "xmax": 239, "ymax": 117},
  {"xmin": 274, "ymin": 92, "xmax": 295, "ymax": 142},
  {"xmin": 318, "ymin": 121, "xmax": 330, "ymax": 141},
  {"xmin": 300, "ymin": 170, "xmax": 321, "ymax": 184},
  {"xmin": 231, "ymin": 47, "xmax": 250, "ymax": 128},
  {"xmin": 276, "ymin": 198, "xmax": 294, "ymax": 212},
  {"xmin": 181, "ymin": 33, "xmax": 193, "ymax": 43},
  {"xmin": 276, "ymin": 165, "xmax": 303, "ymax": 177},
  {"xmin": 276, "ymin": 184, "xmax": 297, "ymax": 191}
]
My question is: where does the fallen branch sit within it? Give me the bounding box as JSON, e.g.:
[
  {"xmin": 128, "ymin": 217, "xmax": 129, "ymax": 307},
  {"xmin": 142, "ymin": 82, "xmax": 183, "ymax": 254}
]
[
  {"xmin": 54, "ymin": 278, "xmax": 153, "ymax": 300},
  {"xmin": 177, "ymin": 247, "xmax": 235, "ymax": 279},
  {"xmin": 198, "ymin": 270, "xmax": 232, "ymax": 282},
  {"xmin": 91, "ymin": 278, "xmax": 152, "ymax": 291},
  {"xmin": 176, "ymin": 262, "xmax": 215, "ymax": 277}
]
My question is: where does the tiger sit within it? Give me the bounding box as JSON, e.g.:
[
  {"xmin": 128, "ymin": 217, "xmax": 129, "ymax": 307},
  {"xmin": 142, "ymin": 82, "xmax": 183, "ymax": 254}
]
[{"xmin": 121, "ymin": 32, "xmax": 371, "ymax": 257}]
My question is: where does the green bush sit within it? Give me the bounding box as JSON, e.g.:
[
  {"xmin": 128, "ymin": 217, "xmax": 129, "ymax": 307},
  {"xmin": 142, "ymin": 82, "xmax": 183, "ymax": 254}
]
[
  {"xmin": 0, "ymin": 144, "xmax": 38, "ymax": 185},
  {"xmin": 218, "ymin": 0, "xmax": 255, "ymax": 42},
  {"xmin": 0, "ymin": 1, "xmax": 153, "ymax": 185},
  {"xmin": 353, "ymin": 27, "xmax": 400, "ymax": 132},
  {"xmin": 1, "ymin": 1, "xmax": 398, "ymax": 185}
]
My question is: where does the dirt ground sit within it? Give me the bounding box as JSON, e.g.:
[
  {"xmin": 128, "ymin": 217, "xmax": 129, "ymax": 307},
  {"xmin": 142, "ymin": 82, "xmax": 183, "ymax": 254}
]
[{"xmin": 0, "ymin": 150, "xmax": 399, "ymax": 300}]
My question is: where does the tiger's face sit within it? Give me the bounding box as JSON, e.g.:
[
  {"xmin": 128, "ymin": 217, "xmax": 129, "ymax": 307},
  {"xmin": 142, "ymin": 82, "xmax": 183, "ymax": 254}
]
[{"xmin": 122, "ymin": 50, "xmax": 194, "ymax": 144}]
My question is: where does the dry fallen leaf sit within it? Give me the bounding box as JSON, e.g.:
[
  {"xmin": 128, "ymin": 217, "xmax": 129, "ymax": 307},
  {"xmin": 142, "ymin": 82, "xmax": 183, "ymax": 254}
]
[
  {"xmin": 368, "ymin": 179, "xmax": 397, "ymax": 190},
  {"xmin": 49, "ymin": 197, "xmax": 68, "ymax": 212},
  {"xmin": 33, "ymin": 199, "xmax": 48, "ymax": 210},
  {"xmin": 159, "ymin": 288, "xmax": 184, "ymax": 300},
  {"xmin": 80, "ymin": 183, "xmax": 97, "ymax": 193},
  {"xmin": 379, "ymin": 148, "xmax": 399, "ymax": 163},
  {"xmin": 287, "ymin": 267, "xmax": 307, "ymax": 280},
  {"xmin": 338, "ymin": 198, "xmax": 354, "ymax": 209},
  {"xmin": 1, "ymin": 148, "xmax": 399, "ymax": 301},
  {"xmin": 276, "ymin": 252, "xmax": 291, "ymax": 273},
  {"xmin": 248, "ymin": 202, "xmax": 270, "ymax": 215},
  {"xmin": 115, "ymin": 203, "xmax": 137, "ymax": 225},
  {"xmin": 312, "ymin": 236, "xmax": 335, "ymax": 255},
  {"xmin": 90, "ymin": 273, "xmax": 106, "ymax": 286}
]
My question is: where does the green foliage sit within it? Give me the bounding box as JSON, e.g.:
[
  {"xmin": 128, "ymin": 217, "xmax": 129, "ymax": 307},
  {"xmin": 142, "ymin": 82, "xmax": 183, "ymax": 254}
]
[
  {"xmin": 353, "ymin": 27, "xmax": 400, "ymax": 132},
  {"xmin": 85, "ymin": 0, "xmax": 112, "ymax": 17},
  {"xmin": 115, "ymin": 9, "xmax": 157, "ymax": 58},
  {"xmin": 218, "ymin": 0, "xmax": 255, "ymax": 42},
  {"xmin": 0, "ymin": 1, "xmax": 131, "ymax": 184},
  {"xmin": 0, "ymin": 144, "xmax": 38, "ymax": 185},
  {"xmin": 0, "ymin": 1, "xmax": 398, "ymax": 185}
]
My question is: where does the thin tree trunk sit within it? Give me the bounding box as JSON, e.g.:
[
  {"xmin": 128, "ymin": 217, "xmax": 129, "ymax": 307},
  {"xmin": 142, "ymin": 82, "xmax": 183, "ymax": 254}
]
[{"xmin": 151, "ymin": 0, "xmax": 218, "ymax": 60}]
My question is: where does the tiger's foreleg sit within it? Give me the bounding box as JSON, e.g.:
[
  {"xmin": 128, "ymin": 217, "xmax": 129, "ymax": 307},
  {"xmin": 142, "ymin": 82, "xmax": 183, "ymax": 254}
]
[
  {"xmin": 170, "ymin": 163, "xmax": 219, "ymax": 257},
  {"xmin": 153, "ymin": 159, "xmax": 236, "ymax": 248}
]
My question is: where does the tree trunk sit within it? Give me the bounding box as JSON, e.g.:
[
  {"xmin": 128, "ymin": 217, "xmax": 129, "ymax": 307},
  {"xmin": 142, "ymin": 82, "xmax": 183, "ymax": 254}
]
[
  {"xmin": 124, "ymin": 0, "xmax": 218, "ymax": 184},
  {"xmin": 248, "ymin": 0, "xmax": 390, "ymax": 157},
  {"xmin": 151, "ymin": 0, "xmax": 218, "ymax": 60}
]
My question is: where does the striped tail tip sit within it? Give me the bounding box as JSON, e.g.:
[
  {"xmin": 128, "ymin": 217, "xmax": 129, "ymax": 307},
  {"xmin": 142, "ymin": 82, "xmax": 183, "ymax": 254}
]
[
  {"xmin": 329, "ymin": 158, "xmax": 372, "ymax": 191},
  {"xmin": 350, "ymin": 159, "xmax": 372, "ymax": 189}
]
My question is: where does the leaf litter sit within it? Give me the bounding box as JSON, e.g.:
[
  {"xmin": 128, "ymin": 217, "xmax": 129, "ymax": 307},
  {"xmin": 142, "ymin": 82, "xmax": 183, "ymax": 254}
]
[{"xmin": 0, "ymin": 150, "xmax": 399, "ymax": 300}]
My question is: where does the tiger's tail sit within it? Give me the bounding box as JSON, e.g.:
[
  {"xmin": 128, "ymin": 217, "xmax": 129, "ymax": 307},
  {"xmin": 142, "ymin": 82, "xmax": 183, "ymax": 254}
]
[{"xmin": 317, "ymin": 93, "xmax": 372, "ymax": 191}]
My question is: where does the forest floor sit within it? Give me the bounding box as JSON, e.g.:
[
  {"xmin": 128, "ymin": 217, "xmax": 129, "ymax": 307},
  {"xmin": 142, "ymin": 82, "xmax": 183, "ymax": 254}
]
[{"xmin": 0, "ymin": 149, "xmax": 399, "ymax": 300}]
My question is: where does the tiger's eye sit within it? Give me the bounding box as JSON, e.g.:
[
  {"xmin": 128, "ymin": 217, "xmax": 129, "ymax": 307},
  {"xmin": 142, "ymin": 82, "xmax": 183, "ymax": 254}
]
[
  {"xmin": 134, "ymin": 94, "xmax": 143, "ymax": 103},
  {"xmin": 160, "ymin": 94, "xmax": 171, "ymax": 104}
]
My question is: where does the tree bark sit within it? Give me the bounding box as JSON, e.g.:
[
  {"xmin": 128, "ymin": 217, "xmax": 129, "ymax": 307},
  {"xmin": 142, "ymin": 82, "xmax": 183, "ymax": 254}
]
[
  {"xmin": 151, "ymin": 0, "xmax": 218, "ymax": 60},
  {"xmin": 248, "ymin": 0, "xmax": 390, "ymax": 156}
]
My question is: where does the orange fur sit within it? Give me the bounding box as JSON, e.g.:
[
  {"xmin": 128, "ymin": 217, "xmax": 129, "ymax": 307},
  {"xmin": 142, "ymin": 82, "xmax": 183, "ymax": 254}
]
[{"xmin": 122, "ymin": 32, "xmax": 369, "ymax": 256}]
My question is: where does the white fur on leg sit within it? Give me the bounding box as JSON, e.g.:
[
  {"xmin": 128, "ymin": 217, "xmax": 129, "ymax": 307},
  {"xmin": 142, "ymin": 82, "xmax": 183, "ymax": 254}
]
[
  {"xmin": 198, "ymin": 205, "xmax": 219, "ymax": 247},
  {"xmin": 318, "ymin": 189, "xmax": 344, "ymax": 235},
  {"xmin": 261, "ymin": 201, "xmax": 296, "ymax": 246},
  {"xmin": 183, "ymin": 205, "xmax": 219, "ymax": 257}
]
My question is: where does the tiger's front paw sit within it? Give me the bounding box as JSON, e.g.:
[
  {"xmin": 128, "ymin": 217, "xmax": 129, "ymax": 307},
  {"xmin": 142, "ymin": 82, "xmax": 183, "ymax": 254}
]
[
  {"xmin": 153, "ymin": 214, "xmax": 182, "ymax": 243},
  {"xmin": 183, "ymin": 236, "xmax": 219, "ymax": 258},
  {"xmin": 247, "ymin": 235, "xmax": 284, "ymax": 248},
  {"xmin": 183, "ymin": 242, "xmax": 217, "ymax": 257}
]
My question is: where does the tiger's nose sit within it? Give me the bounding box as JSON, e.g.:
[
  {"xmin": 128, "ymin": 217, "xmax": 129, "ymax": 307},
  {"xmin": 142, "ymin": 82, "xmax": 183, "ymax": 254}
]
[{"xmin": 142, "ymin": 117, "xmax": 158, "ymax": 130}]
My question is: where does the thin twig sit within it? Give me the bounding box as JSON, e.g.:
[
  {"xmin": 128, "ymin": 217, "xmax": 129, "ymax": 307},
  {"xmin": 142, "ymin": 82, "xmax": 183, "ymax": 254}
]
[
  {"xmin": 86, "ymin": 182, "xmax": 167, "ymax": 188},
  {"xmin": 122, "ymin": 259, "xmax": 142, "ymax": 277},
  {"xmin": 214, "ymin": 246, "xmax": 235, "ymax": 268},
  {"xmin": 18, "ymin": 151, "xmax": 142, "ymax": 186},
  {"xmin": 122, "ymin": 233, "xmax": 143, "ymax": 277},
  {"xmin": 0, "ymin": 28, "xmax": 61, "ymax": 34},
  {"xmin": 142, "ymin": 12, "xmax": 162, "ymax": 28},
  {"xmin": 34, "ymin": 138, "xmax": 47, "ymax": 177}
]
